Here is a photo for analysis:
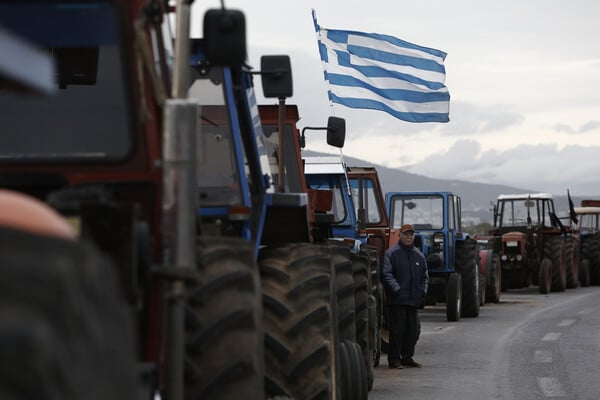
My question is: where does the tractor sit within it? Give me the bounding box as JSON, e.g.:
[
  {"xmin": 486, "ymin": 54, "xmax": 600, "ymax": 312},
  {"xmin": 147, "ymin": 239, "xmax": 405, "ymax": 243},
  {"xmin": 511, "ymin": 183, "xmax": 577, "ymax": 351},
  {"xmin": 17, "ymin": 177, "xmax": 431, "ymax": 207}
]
[
  {"xmin": 265, "ymin": 117, "xmax": 379, "ymax": 393},
  {"xmin": 473, "ymin": 234, "xmax": 502, "ymax": 304},
  {"xmin": 0, "ymin": 2, "xmax": 362, "ymax": 399},
  {"xmin": 488, "ymin": 193, "xmax": 573, "ymax": 294},
  {"xmin": 303, "ymin": 155, "xmax": 384, "ymax": 387},
  {"xmin": 573, "ymin": 200, "xmax": 600, "ymax": 285},
  {"xmin": 346, "ymin": 165, "xmax": 390, "ymax": 362},
  {"xmin": 385, "ymin": 191, "xmax": 480, "ymax": 322}
]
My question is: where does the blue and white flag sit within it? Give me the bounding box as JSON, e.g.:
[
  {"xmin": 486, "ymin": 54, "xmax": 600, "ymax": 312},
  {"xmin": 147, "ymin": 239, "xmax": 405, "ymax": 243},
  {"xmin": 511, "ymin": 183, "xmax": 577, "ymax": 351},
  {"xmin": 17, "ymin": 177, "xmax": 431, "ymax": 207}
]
[{"xmin": 312, "ymin": 10, "xmax": 450, "ymax": 123}]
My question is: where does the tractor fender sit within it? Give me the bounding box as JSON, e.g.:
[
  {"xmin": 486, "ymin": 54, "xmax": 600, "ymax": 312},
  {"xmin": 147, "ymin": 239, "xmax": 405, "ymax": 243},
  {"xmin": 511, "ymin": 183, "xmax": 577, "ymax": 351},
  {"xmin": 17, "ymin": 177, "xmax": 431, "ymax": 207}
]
[
  {"xmin": 0, "ymin": 189, "xmax": 75, "ymax": 240},
  {"xmin": 478, "ymin": 249, "xmax": 494, "ymax": 282}
]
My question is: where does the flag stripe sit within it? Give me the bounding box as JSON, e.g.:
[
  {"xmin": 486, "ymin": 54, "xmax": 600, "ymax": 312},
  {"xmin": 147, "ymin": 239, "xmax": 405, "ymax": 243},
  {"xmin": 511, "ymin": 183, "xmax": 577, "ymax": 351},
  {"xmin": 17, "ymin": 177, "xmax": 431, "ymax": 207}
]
[
  {"xmin": 313, "ymin": 10, "xmax": 450, "ymax": 123},
  {"xmin": 329, "ymin": 85, "xmax": 448, "ymax": 114},
  {"xmin": 347, "ymin": 34, "xmax": 446, "ymax": 66},
  {"xmin": 321, "ymin": 33, "xmax": 446, "ymax": 84},
  {"xmin": 348, "ymin": 45, "xmax": 444, "ymax": 76},
  {"xmin": 333, "ymin": 50, "xmax": 447, "ymax": 90},
  {"xmin": 327, "ymin": 31, "xmax": 446, "ymax": 74},
  {"xmin": 330, "ymin": 93, "xmax": 448, "ymax": 123},
  {"xmin": 327, "ymin": 72, "xmax": 450, "ymax": 103}
]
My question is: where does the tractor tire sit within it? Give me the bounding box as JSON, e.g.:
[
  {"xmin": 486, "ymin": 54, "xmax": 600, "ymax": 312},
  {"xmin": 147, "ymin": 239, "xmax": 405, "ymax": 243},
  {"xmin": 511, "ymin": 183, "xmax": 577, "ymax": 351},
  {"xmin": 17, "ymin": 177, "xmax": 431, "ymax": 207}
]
[
  {"xmin": 339, "ymin": 341, "xmax": 368, "ymax": 400},
  {"xmin": 372, "ymin": 284, "xmax": 383, "ymax": 367},
  {"xmin": 185, "ymin": 237, "xmax": 264, "ymax": 400},
  {"xmin": 380, "ymin": 327, "xmax": 389, "ymax": 355},
  {"xmin": 579, "ymin": 259, "xmax": 591, "ymax": 287},
  {"xmin": 327, "ymin": 242, "xmax": 356, "ymax": 342},
  {"xmin": 486, "ymin": 253, "xmax": 502, "ymax": 303},
  {"xmin": 588, "ymin": 235, "xmax": 600, "ymax": 285},
  {"xmin": 479, "ymin": 273, "xmax": 486, "ymax": 307},
  {"xmin": 351, "ymin": 253, "xmax": 374, "ymax": 391},
  {"xmin": 259, "ymin": 243, "xmax": 338, "ymax": 400},
  {"xmin": 367, "ymin": 294, "xmax": 379, "ymax": 369},
  {"xmin": 446, "ymin": 272, "xmax": 462, "ymax": 322},
  {"xmin": 538, "ymin": 258, "xmax": 552, "ymax": 294},
  {"xmin": 564, "ymin": 236, "xmax": 579, "ymax": 289},
  {"xmin": 380, "ymin": 289, "xmax": 389, "ymax": 355},
  {"xmin": 360, "ymin": 244, "xmax": 382, "ymax": 369},
  {"xmin": 545, "ymin": 236, "xmax": 566, "ymax": 292},
  {"xmin": 0, "ymin": 227, "xmax": 138, "ymax": 400},
  {"xmin": 500, "ymin": 267, "xmax": 509, "ymax": 292},
  {"xmin": 456, "ymin": 239, "xmax": 480, "ymax": 318}
]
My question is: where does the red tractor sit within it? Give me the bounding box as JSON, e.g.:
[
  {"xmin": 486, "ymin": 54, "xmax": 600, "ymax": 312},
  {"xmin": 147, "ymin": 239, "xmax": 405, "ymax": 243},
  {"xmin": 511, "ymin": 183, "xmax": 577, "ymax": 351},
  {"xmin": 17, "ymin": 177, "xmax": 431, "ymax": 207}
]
[
  {"xmin": 474, "ymin": 235, "xmax": 502, "ymax": 304},
  {"xmin": 260, "ymin": 105, "xmax": 373, "ymax": 396},
  {"xmin": 488, "ymin": 193, "xmax": 574, "ymax": 294},
  {"xmin": 572, "ymin": 200, "xmax": 600, "ymax": 285},
  {"xmin": 0, "ymin": 2, "xmax": 301, "ymax": 399},
  {"xmin": 1, "ymin": 3, "xmax": 371, "ymax": 399},
  {"xmin": 345, "ymin": 166, "xmax": 390, "ymax": 361}
]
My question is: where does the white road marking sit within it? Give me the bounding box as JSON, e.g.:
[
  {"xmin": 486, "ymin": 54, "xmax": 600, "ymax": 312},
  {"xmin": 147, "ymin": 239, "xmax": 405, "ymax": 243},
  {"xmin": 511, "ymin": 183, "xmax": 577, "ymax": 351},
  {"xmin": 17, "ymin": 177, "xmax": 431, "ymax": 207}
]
[
  {"xmin": 421, "ymin": 326, "xmax": 455, "ymax": 335},
  {"xmin": 533, "ymin": 349, "xmax": 552, "ymax": 363},
  {"xmin": 538, "ymin": 377, "xmax": 567, "ymax": 397},
  {"xmin": 541, "ymin": 332, "xmax": 562, "ymax": 341},
  {"xmin": 557, "ymin": 319, "xmax": 576, "ymax": 327},
  {"xmin": 577, "ymin": 308, "xmax": 593, "ymax": 315}
]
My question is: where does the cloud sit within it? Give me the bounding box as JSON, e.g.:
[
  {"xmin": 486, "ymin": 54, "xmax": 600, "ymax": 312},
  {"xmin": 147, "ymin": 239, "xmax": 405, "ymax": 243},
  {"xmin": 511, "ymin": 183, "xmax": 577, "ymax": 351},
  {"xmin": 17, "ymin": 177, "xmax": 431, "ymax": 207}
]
[
  {"xmin": 405, "ymin": 140, "xmax": 600, "ymax": 195},
  {"xmin": 441, "ymin": 101, "xmax": 525, "ymax": 136},
  {"xmin": 578, "ymin": 120, "xmax": 600, "ymax": 133},
  {"xmin": 202, "ymin": 1, "xmax": 600, "ymax": 199},
  {"xmin": 553, "ymin": 120, "xmax": 600, "ymax": 134},
  {"xmin": 553, "ymin": 123, "xmax": 575, "ymax": 134}
]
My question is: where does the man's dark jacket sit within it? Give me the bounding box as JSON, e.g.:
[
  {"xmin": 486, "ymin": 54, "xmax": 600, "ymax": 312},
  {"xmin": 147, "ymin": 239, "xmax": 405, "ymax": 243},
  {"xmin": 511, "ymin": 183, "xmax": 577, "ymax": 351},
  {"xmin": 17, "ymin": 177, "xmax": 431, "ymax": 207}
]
[{"xmin": 382, "ymin": 242, "xmax": 429, "ymax": 307}]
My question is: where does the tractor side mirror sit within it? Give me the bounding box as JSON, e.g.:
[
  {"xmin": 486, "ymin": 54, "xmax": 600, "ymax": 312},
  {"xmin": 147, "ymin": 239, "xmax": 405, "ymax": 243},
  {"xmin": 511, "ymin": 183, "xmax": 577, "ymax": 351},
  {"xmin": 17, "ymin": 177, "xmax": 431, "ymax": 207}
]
[
  {"xmin": 203, "ymin": 9, "xmax": 247, "ymax": 67},
  {"xmin": 326, "ymin": 116, "xmax": 345, "ymax": 148},
  {"xmin": 260, "ymin": 55, "xmax": 293, "ymax": 98}
]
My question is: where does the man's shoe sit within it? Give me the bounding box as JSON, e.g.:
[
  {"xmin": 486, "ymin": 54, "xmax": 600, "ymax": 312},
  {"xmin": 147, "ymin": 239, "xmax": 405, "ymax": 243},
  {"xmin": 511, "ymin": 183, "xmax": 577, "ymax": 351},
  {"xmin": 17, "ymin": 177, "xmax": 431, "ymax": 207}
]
[
  {"xmin": 401, "ymin": 358, "xmax": 422, "ymax": 368},
  {"xmin": 388, "ymin": 362, "xmax": 404, "ymax": 369}
]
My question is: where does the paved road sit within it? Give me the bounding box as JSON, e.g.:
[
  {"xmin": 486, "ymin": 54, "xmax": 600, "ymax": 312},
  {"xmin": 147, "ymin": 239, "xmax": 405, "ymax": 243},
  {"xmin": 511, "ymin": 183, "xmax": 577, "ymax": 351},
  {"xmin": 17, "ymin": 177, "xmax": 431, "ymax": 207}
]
[{"xmin": 369, "ymin": 286, "xmax": 600, "ymax": 400}]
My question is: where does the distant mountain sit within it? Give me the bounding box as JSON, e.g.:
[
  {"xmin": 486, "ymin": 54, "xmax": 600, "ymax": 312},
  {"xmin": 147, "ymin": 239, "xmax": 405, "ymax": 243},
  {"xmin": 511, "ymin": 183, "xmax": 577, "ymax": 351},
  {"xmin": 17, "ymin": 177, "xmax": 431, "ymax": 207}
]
[{"xmin": 305, "ymin": 150, "xmax": 589, "ymax": 224}]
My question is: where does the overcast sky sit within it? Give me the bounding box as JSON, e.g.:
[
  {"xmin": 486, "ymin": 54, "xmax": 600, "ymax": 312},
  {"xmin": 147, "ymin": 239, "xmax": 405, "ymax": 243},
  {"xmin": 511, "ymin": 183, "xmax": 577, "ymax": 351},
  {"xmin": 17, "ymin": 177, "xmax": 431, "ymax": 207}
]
[{"xmin": 192, "ymin": 1, "xmax": 600, "ymax": 196}]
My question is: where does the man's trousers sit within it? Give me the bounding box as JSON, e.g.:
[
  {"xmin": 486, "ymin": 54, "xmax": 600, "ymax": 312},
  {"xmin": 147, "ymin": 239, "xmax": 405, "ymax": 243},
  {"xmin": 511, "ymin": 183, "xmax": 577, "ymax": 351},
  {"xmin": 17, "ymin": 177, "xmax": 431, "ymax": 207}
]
[{"xmin": 387, "ymin": 305, "xmax": 419, "ymax": 364}]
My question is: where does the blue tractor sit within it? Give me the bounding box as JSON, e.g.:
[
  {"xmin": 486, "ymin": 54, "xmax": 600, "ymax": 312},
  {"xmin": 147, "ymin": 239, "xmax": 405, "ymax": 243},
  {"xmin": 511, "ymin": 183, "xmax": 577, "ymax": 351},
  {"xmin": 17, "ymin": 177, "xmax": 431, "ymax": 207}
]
[
  {"xmin": 385, "ymin": 191, "xmax": 481, "ymax": 321},
  {"xmin": 304, "ymin": 156, "xmax": 385, "ymax": 377},
  {"xmin": 189, "ymin": 43, "xmax": 370, "ymax": 397}
]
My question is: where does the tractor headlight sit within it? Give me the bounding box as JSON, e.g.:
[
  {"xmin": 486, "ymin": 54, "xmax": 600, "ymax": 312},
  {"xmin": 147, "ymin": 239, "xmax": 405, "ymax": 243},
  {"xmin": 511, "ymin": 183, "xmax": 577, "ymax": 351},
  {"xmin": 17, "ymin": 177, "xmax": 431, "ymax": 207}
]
[{"xmin": 501, "ymin": 254, "xmax": 508, "ymax": 261}]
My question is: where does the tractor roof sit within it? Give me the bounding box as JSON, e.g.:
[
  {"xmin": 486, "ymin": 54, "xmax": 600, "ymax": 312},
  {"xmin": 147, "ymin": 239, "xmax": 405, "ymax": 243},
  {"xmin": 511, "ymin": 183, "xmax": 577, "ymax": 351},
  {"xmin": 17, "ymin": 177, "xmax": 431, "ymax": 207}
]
[
  {"xmin": 497, "ymin": 193, "xmax": 553, "ymax": 200},
  {"xmin": 304, "ymin": 156, "xmax": 345, "ymax": 175},
  {"xmin": 574, "ymin": 206, "xmax": 600, "ymax": 215}
]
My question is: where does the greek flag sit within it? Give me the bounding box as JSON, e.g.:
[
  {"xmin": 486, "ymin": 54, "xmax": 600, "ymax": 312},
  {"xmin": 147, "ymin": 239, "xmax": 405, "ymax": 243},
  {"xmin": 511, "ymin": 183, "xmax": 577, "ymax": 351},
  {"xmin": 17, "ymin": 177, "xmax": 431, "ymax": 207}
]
[{"xmin": 312, "ymin": 10, "xmax": 450, "ymax": 123}]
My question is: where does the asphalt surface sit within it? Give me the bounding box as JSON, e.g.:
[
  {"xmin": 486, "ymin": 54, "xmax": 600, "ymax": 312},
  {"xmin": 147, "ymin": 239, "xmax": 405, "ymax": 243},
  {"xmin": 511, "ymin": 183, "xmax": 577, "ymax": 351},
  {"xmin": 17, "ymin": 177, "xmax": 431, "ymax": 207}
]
[{"xmin": 369, "ymin": 286, "xmax": 600, "ymax": 400}]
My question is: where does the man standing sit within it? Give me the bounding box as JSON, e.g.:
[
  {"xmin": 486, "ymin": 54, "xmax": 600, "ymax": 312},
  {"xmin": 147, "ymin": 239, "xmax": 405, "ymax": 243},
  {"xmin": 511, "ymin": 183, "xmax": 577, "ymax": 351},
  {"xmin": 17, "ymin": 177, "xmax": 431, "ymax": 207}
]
[{"xmin": 382, "ymin": 223, "xmax": 429, "ymax": 369}]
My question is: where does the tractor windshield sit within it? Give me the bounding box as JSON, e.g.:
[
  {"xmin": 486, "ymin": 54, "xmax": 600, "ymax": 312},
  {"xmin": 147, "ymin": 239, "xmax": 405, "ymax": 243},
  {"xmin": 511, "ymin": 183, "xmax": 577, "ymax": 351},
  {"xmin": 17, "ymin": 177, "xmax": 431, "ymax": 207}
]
[
  {"xmin": 498, "ymin": 199, "xmax": 540, "ymax": 227},
  {"xmin": 349, "ymin": 177, "xmax": 382, "ymax": 224},
  {"xmin": 577, "ymin": 213, "xmax": 598, "ymax": 235},
  {"xmin": 0, "ymin": 1, "xmax": 132, "ymax": 161},
  {"xmin": 261, "ymin": 123, "xmax": 303, "ymax": 193},
  {"xmin": 389, "ymin": 194, "xmax": 444, "ymax": 230},
  {"xmin": 189, "ymin": 67, "xmax": 243, "ymax": 207},
  {"xmin": 305, "ymin": 174, "xmax": 349, "ymax": 224}
]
